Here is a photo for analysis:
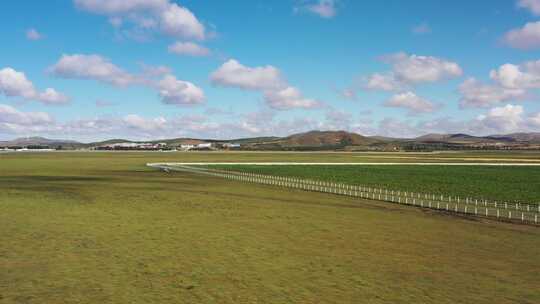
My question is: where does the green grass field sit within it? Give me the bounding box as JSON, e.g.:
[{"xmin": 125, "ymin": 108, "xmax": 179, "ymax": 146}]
[
  {"xmin": 1, "ymin": 152, "xmax": 539, "ymax": 303},
  {"xmin": 207, "ymin": 165, "xmax": 540, "ymax": 204}
]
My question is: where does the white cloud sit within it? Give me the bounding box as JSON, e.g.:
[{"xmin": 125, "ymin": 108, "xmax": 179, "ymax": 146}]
[
  {"xmin": 0, "ymin": 68, "xmax": 69, "ymax": 105},
  {"xmin": 365, "ymin": 73, "xmax": 404, "ymax": 91},
  {"xmin": 157, "ymin": 74, "xmax": 205, "ymax": 105},
  {"xmin": 50, "ymin": 54, "xmax": 141, "ymax": 87},
  {"xmin": 210, "ymin": 59, "xmax": 284, "ymax": 90},
  {"xmin": 50, "ymin": 54, "xmax": 205, "ymax": 107},
  {"xmin": 458, "ymin": 78, "xmax": 527, "ymax": 108},
  {"xmin": 324, "ymin": 109, "xmax": 352, "ymax": 130},
  {"xmin": 528, "ymin": 111, "xmax": 540, "ymax": 127},
  {"xmin": 489, "ymin": 61, "xmax": 540, "ymax": 89},
  {"xmin": 0, "ymin": 104, "xmax": 54, "ymax": 126},
  {"xmin": 263, "ymin": 86, "xmax": 321, "ymax": 110},
  {"xmin": 26, "ymin": 28, "xmax": 43, "ymax": 40},
  {"xmin": 123, "ymin": 114, "xmax": 167, "ymax": 131},
  {"xmin": 518, "ymin": 0, "xmax": 540, "ymax": 15},
  {"xmin": 412, "ymin": 23, "xmax": 431, "ymax": 34},
  {"xmin": 3, "ymin": 104, "xmax": 540, "ymax": 141},
  {"xmin": 363, "ymin": 52, "xmax": 462, "ymax": 92},
  {"xmin": 306, "ymin": 0, "xmax": 337, "ymax": 18},
  {"xmin": 37, "ymin": 88, "xmax": 70, "ymax": 105},
  {"xmin": 458, "ymin": 60, "xmax": 540, "ymax": 108},
  {"xmin": 159, "ymin": 3, "xmax": 205, "ymax": 40},
  {"xmin": 74, "ymin": 0, "xmax": 168, "ymax": 14},
  {"xmin": 211, "ymin": 59, "xmax": 321, "ymax": 110},
  {"xmin": 168, "ymin": 41, "xmax": 210, "ymax": 56},
  {"xmin": 387, "ymin": 52, "xmax": 463, "ymax": 84},
  {"xmin": 383, "ymin": 91, "xmax": 438, "ymax": 115},
  {"xmin": 503, "ymin": 21, "xmax": 540, "ymax": 49},
  {"xmin": 475, "ymin": 104, "xmax": 524, "ymax": 134},
  {"xmin": 74, "ymin": 0, "xmax": 206, "ymax": 40},
  {"xmin": 0, "ymin": 68, "xmax": 36, "ymax": 99}
]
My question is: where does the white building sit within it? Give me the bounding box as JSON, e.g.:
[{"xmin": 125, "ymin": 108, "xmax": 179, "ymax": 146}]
[{"xmin": 197, "ymin": 143, "xmax": 212, "ymax": 149}]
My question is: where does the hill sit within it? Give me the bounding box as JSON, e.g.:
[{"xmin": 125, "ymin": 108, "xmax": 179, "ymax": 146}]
[{"xmin": 0, "ymin": 137, "xmax": 81, "ymax": 148}]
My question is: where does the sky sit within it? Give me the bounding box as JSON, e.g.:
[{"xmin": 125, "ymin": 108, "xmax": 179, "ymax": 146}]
[{"xmin": 2, "ymin": 0, "xmax": 540, "ymax": 141}]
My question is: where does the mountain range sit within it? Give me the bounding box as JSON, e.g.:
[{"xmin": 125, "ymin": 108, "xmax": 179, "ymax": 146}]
[{"xmin": 2, "ymin": 131, "xmax": 540, "ymax": 151}]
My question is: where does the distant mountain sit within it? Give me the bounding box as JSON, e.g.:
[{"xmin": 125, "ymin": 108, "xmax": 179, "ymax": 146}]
[
  {"xmin": 276, "ymin": 130, "xmax": 378, "ymax": 147},
  {"xmin": 0, "ymin": 137, "xmax": 80, "ymax": 147},
  {"xmin": 414, "ymin": 133, "xmax": 509, "ymax": 144},
  {"xmin": 488, "ymin": 132, "xmax": 540, "ymax": 143},
  {"xmin": 367, "ymin": 135, "xmax": 405, "ymax": 142},
  {"xmin": 2, "ymin": 131, "xmax": 540, "ymax": 151}
]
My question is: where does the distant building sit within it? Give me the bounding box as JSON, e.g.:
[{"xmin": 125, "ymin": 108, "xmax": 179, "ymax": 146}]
[
  {"xmin": 222, "ymin": 143, "xmax": 241, "ymax": 149},
  {"xmin": 179, "ymin": 144, "xmax": 195, "ymax": 150},
  {"xmin": 96, "ymin": 142, "xmax": 168, "ymax": 150},
  {"xmin": 196, "ymin": 143, "xmax": 212, "ymax": 149}
]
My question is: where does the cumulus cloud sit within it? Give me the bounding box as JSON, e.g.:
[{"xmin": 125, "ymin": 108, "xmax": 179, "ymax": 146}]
[
  {"xmin": 489, "ymin": 61, "xmax": 540, "ymax": 89},
  {"xmin": 475, "ymin": 104, "xmax": 525, "ymax": 134},
  {"xmin": 49, "ymin": 54, "xmax": 205, "ymax": 106},
  {"xmin": 518, "ymin": 0, "xmax": 540, "ymax": 15},
  {"xmin": 503, "ymin": 21, "xmax": 540, "ymax": 49},
  {"xmin": 458, "ymin": 59, "xmax": 540, "ymax": 108},
  {"xmin": 324, "ymin": 109, "xmax": 353, "ymax": 130},
  {"xmin": 0, "ymin": 68, "xmax": 69, "ymax": 105},
  {"xmin": 365, "ymin": 73, "xmax": 405, "ymax": 91},
  {"xmin": 168, "ymin": 41, "xmax": 210, "ymax": 56},
  {"xmin": 3, "ymin": 103, "xmax": 540, "ymax": 141},
  {"xmin": 362, "ymin": 52, "xmax": 462, "ymax": 92},
  {"xmin": 123, "ymin": 114, "xmax": 167, "ymax": 131},
  {"xmin": 383, "ymin": 91, "xmax": 439, "ymax": 115},
  {"xmin": 74, "ymin": 0, "xmax": 206, "ymax": 40},
  {"xmin": 0, "ymin": 104, "xmax": 54, "ymax": 125},
  {"xmin": 386, "ymin": 52, "xmax": 463, "ymax": 84},
  {"xmin": 528, "ymin": 111, "xmax": 540, "ymax": 127},
  {"xmin": 49, "ymin": 54, "xmax": 141, "ymax": 87},
  {"xmin": 263, "ymin": 86, "xmax": 321, "ymax": 110},
  {"xmin": 458, "ymin": 78, "xmax": 527, "ymax": 108},
  {"xmin": 26, "ymin": 28, "xmax": 43, "ymax": 40},
  {"xmin": 211, "ymin": 59, "xmax": 320, "ymax": 110},
  {"xmin": 157, "ymin": 74, "xmax": 205, "ymax": 105},
  {"xmin": 373, "ymin": 104, "xmax": 540, "ymax": 138},
  {"xmin": 210, "ymin": 59, "xmax": 283, "ymax": 90}
]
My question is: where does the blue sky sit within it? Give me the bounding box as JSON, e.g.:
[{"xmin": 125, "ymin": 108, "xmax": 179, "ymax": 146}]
[{"xmin": 1, "ymin": 0, "xmax": 540, "ymax": 141}]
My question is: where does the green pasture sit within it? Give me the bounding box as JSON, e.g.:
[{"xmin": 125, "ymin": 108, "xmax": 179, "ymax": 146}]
[
  {"xmin": 0, "ymin": 152, "xmax": 539, "ymax": 303},
  {"xmin": 207, "ymin": 164, "xmax": 540, "ymax": 205}
]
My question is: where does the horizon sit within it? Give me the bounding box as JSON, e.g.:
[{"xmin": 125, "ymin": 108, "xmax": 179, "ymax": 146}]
[
  {"xmin": 3, "ymin": 129, "xmax": 540, "ymax": 145},
  {"xmin": 2, "ymin": 1, "xmax": 540, "ymax": 141}
]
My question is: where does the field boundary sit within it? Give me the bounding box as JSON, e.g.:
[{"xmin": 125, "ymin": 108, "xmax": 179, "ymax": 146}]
[
  {"xmin": 147, "ymin": 162, "xmax": 540, "ymax": 166},
  {"xmin": 147, "ymin": 163, "xmax": 540, "ymax": 226}
]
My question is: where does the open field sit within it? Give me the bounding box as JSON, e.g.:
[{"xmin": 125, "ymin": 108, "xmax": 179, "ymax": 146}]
[
  {"xmin": 205, "ymin": 164, "xmax": 540, "ymax": 205},
  {"xmin": 1, "ymin": 152, "xmax": 540, "ymax": 303}
]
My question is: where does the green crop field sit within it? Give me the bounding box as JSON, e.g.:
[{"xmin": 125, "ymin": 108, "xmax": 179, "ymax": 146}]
[
  {"xmin": 1, "ymin": 152, "xmax": 539, "ymax": 303},
  {"xmin": 207, "ymin": 165, "xmax": 540, "ymax": 205}
]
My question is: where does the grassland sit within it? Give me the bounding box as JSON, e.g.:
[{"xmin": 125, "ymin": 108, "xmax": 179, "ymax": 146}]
[
  {"xmin": 1, "ymin": 151, "xmax": 539, "ymax": 303},
  {"xmin": 207, "ymin": 164, "xmax": 540, "ymax": 204}
]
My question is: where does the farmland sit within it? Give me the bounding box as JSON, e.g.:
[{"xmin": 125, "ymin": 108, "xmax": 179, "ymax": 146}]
[
  {"xmin": 206, "ymin": 164, "xmax": 540, "ymax": 204},
  {"xmin": 1, "ymin": 151, "xmax": 539, "ymax": 303}
]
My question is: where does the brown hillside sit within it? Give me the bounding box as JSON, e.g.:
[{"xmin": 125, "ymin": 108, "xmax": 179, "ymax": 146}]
[{"xmin": 278, "ymin": 130, "xmax": 377, "ymax": 147}]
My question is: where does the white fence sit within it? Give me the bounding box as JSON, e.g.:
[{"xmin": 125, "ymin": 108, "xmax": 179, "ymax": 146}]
[{"xmin": 147, "ymin": 163, "xmax": 540, "ymax": 226}]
